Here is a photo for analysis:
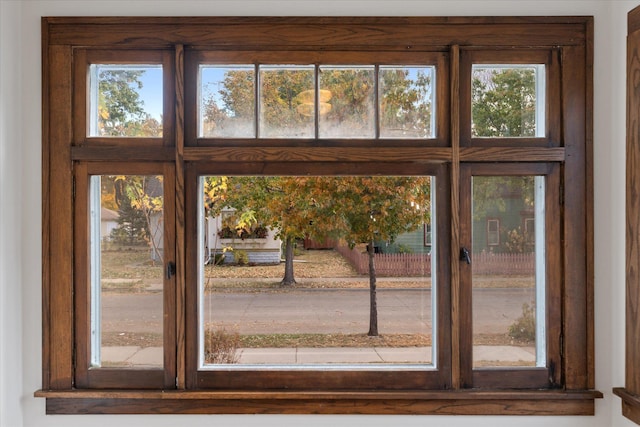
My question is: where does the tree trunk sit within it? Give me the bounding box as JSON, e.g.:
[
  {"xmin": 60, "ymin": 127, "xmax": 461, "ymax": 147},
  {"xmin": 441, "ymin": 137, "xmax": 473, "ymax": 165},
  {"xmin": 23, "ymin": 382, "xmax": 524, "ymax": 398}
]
[
  {"xmin": 281, "ymin": 235, "xmax": 297, "ymax": 286},
  {"xmin": 367, "ymin": 239, "xmax": 378, "ymax": 336}
]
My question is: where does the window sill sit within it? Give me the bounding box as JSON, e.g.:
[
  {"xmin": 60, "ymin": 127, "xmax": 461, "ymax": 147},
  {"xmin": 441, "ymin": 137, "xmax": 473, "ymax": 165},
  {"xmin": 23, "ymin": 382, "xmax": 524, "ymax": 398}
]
[
  {"xmin": 614, "ymin": 387, "xmax": 640, "ymax": 424},
  {"xmin": 35, "ymin": 389, "xmax": 602, "ymax": 415}
]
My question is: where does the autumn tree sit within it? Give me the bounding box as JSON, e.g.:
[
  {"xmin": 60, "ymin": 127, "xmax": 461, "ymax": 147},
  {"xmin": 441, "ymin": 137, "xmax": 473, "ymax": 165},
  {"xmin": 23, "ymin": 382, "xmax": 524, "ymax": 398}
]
[
  {"xmin": 325, "ymin": 176, "xmax": 431, "ymax": 336},
  {"xmin": 221, "ymin": 176, "xmax": 338, "ymax": 286},
  {"xmin": 108, "ymin": 176, "xmax": 164, "ymax": 262},
  {"xmin": 379, "ymin": 67, "xmax": 433, "ymax": 138}
]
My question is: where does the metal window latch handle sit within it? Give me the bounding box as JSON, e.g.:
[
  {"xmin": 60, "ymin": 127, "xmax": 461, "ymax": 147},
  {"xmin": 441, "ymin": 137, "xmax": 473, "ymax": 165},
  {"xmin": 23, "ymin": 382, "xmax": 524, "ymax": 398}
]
[
  {"xmin": 166, "ymin": 261, "xmax": 176, "ymax": 279},
  {"xmin": 460, "ymin": 247, "xmax": 471, "ymax": 265}
]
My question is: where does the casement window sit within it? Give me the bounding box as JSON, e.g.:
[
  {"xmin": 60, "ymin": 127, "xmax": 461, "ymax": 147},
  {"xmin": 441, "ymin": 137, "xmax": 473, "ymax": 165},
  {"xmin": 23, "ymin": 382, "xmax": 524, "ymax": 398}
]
[{"xmin": 38, "ymin": 16, "xmax": 600, "ymax": 415}]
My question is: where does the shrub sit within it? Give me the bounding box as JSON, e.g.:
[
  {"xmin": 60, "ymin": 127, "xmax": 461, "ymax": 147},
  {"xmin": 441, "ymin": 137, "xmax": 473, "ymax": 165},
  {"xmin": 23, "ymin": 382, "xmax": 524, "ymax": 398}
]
[
  {"xmin": 234, "ymin": 250, "xmax": 249, "ymax": 265},
  {"xmin": 508, "ymin": 302, "xmax": 536, "ymax": 342},
  {"xmin": 204, "ymin": 328, "xmax": 242, "ymax": 364}
]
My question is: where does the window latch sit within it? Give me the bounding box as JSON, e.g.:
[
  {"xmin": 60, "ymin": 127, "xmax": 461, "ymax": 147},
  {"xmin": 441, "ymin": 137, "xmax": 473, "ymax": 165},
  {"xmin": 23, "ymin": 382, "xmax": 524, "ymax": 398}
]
[
  {"xmin": 166, "ymin": 261, "xmax": 176, "ymax": 279},
  {"xmin": 460, "ymin": 247, "xmax": 471, "ymax": 265}
]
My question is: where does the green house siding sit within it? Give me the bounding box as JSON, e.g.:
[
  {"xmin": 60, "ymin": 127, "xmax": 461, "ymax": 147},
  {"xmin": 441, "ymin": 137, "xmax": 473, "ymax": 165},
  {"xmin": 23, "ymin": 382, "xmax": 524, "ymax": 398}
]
[
  {"xmin": 377, "ymin": 226, "xmax": 431, "ymax": 254},
  {"xmin": 472, "ymin": 196, "xmax": 533, "ymax": 254}
]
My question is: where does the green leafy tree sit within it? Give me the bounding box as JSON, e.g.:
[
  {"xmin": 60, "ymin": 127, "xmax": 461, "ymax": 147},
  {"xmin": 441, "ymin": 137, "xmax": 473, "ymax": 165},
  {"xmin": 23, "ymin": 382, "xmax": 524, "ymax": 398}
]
[
  {"xmin": 98, "ymin": 69, "xmax": 161, "ymax": 137},
  {"xmin": 471, "ymin": 68, "xmax": 536, "ymax": 137},
  {"xmin": 110, "ymin": 192, "xmax": 148, "ymax": 245}
]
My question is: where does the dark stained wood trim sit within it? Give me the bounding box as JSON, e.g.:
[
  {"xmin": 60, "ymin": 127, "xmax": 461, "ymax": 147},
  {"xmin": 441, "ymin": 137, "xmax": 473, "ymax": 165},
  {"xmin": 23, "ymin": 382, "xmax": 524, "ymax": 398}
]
[
  {"xmin": 561, "ymin": 44, "xmax": 589, "ymax": 391},
  {"xmin": 459, "ymin": 147, "xmax": 565, "ymax": 162},
  {"xmin": 629, "ymin": 6, "xmax": 640, "ymax": 396},
  {"xmin": 620, "ymin": 7, "xmax": 640, "ymax": 424},
  {"xmin": 585, "ymin": 16, "xmax": 595, "ymax": 391},
  {"xmin": 631, "ymin": 7, "xmax": 640, "ymax": 34},
  {"xmin": 615, "ymin": 388, "xmax": 640, "ymax": 425},
  {"xmin": 41, "ymin": 17, "xmax": 51, "ymax": 391},
  {"xmin": 183, "ymin": 147, "xmax": 451, "ymax": 163},
  {"xmin": 458, "ymin": 165, "xmax": 473, "ymax": 388},
  {"xmin": 37, "ymin": 389, "xmax": 601, "ymax": 415},
  {"xmin": 163, "ymin": 163, "xmax": 177, "ymax": 390},
  {"xmin": 44, "ymin": 17, "xmax": 590, "ymax": 49},
  {"xmin": 46, "ymin": 44, "xmax": 74, "ymax": 390},
  {"xmin": 41, "ymin": 15, "xmax": 596, "ymax": 414},
  {"xmin": 71, "ymin": 146, "xmax": 175, "ymax": 161},
  {"xmin": 449, "ymin": 44, "xmax": 462, "ymax": 390},
  {"xmin": 174, "ymin": 44, "xmax": 187, "ymax": 390}
]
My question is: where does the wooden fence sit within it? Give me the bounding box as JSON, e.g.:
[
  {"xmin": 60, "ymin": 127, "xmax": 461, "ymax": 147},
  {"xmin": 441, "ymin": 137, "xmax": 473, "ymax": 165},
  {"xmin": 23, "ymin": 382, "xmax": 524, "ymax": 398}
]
[{"xmin": 335, "ymin": 246, "xmax": 534, "ymax": 277}]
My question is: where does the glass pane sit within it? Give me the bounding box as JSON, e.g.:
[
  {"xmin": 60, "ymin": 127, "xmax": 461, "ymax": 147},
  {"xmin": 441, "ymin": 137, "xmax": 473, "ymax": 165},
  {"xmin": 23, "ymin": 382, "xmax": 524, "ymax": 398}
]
[
  {"xmin": 259, "ymin": 66, "xmax": 314, "ymax": 138},
  {"xmin": 88, "ymin": 65, "xmax": 163, "ymax": 137},
  {"xmin": 198, "ymin": 176, "xmax": 435, "ymax": 367},
  {"xmin": 199, "ymin": 65, "xmax": 255, "ymax": 138},
  {"xmin": 318, "ymin": 66, "xmax": 375, "ymax": 138},
  {"xmin": 471, "ymin": 64, "xmax": 545, "ymax": 138},
  {"xmin": 379, "ymin": 66, "xmax": 435, "ymax": 139},
  {"xmin": 90, "ymin": 175, "xmax": 164, "ymax": 368},
  {"xmin": 471, "ymin": 176, "xmax": 545, "ymax": 368}
]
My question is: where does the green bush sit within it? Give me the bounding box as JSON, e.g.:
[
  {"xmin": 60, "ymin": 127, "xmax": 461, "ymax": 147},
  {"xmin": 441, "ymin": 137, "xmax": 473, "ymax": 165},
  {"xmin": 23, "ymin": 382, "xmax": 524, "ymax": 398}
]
[
  {"xmin": 508, "ymin": 303, "xmax": 536, "ymax": 342},
  {"xmin": 234, "ymin": 250, "xmax": 249, "ymax": 265},
  {"xmin": 204, "ymin": 329, "xmax": 242, "ymax": 364}
]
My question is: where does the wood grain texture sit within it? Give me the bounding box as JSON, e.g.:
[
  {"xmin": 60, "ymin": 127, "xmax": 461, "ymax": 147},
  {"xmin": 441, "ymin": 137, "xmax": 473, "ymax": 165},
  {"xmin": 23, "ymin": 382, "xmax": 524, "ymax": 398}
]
[
  {"xmin": 40, "ymin": 18, "xmax": 51, "ymax": 391},
  {"xmin": 614, "ymin": 388, "xmax": 640, "ymax": 425},
  {"xmin": 46, "ymin": 45, "xmax": 74, "ymax": 390},
  {"xmin": 449, "ymin": 44, "xmax": 462, "ymax": 389},
  {"xmin": 40, "ymin": 15, "xmax": 596, "ymax": 414},
  {"xmin": 561, "ymin": 45, "xmax": 590, "ymax": 391},
  {"xmin": 45, "ymin": 17, "xmax": 589, "ymax": 49},
  {"xmin": 585, "ymin": 18, "xmax": 596, "ymax": 390},
  {"xmin": 39, "ymin": 389, "xmax": 601, "ymax": 415},
  {"xmin": 460, "ymin": 147, "xmax": 565, "ymax": 162},
  {"xmin": 71, "ymin": 146, "xmax": 175, "ymax": 161},
  {"xmin": 184, "ymin": 147, "xmax": 451, "ymax": 163},
  {"xmin": 174, "ymin": 44, "xmax": 186, "ymax": 390},
  {"xmin": 616, "ymin": 11, "xmax": 640, "ymax": 421},
  {"xmin": 162, "ymin": 163, "xmax": 177, "ymax": 389}
]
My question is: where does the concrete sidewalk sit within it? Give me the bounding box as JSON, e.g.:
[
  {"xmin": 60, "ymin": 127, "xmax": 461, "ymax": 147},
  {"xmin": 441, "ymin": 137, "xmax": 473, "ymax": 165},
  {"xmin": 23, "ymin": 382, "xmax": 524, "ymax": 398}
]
[{"xmin": 101, "ymin": 344, "xmax": 536, "ymax": 367}]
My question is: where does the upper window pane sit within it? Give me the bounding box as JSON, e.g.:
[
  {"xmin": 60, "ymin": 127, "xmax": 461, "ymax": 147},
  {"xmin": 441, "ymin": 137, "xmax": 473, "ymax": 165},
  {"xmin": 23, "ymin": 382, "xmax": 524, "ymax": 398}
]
[
  {"xmin": 88, "ymin": 65, "xmax": 163, "ymax": 138},
  {"xmin": 319, "ymin": 66, "xmax": 375, "ymax": 138},
  {"xmin": 259, "ymin": 66, "xmax": 315, "ymax": 138},
  {"xmin": 199, "ymin": 65, "xmax": 256, "ymax": 138},
  {"xmin": 379, "ymin": 66, "xmax": 435, "ymax": 139},
  {"xmin": 471, "ymin": 65, "xmax": 545, "ymax": 138}
]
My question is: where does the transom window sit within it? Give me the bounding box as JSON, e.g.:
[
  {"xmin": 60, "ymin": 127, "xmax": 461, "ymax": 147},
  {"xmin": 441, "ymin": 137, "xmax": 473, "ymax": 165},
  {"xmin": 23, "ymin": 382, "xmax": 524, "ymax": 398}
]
[{"xmin": 38, "ymin": 16, "xmax": 598, "ymax": 415}]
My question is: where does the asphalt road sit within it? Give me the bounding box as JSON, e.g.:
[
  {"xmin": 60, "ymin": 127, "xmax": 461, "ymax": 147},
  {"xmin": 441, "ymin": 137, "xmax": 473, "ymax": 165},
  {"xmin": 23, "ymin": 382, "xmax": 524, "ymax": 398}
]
[{"xmin": 101, "ymin": 287, "xmax": 536, "ymax": 336}]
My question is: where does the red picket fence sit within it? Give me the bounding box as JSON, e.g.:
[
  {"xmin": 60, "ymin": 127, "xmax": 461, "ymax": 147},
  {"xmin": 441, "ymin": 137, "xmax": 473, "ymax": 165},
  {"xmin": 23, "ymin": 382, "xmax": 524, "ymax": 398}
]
[
  {"xmin": 335, "ymin": 246, "xmax": 534, "ymax": 277},
  {"xmin": 334, "ymin": 246, "xmax": 431, "ymax": 277},
  {"xmin": 472, "ymin": 252, "xmax": 535, "ymax": 275}
]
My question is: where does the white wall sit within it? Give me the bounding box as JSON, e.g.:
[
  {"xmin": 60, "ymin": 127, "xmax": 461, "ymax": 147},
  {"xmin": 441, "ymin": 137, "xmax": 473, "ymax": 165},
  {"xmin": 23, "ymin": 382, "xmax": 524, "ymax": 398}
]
[
  {"xmin": 1, "ymin": 1, "xmax": 24, "ymax": 427},
  {"xmin": 0, "ymin": 0, "xmax": 635, "ymax": 426}
]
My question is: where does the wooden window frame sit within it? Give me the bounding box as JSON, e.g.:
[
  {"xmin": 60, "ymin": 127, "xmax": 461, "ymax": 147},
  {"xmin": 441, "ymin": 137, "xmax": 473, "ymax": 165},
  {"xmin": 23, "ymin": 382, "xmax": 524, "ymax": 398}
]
[
  {"xmin": 38, "ymin": 16, "xmax": 600, "ymax": 415},
  {"xmin": 614, "ymin": 5, "xmax": 640, "ymax": 424}
]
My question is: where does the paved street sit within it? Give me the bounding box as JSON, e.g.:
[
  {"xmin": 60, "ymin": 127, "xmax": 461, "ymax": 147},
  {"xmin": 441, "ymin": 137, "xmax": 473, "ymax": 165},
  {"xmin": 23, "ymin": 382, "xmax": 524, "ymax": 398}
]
[
  {"xmin": 100, "ymin": 286, "xmax": 537, "ymax": 367},
  {"xmin": 102, "ymin": 287, "xmax": 536, "ymax": 336}
]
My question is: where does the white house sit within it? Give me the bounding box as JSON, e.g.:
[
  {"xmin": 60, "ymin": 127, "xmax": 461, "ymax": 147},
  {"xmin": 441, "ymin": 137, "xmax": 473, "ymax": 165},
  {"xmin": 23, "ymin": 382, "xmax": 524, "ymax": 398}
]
[
  {"xmin": 0, "ymin": 1, "xmax": 635, "ymax": 426},
  {"xmin": 205, "ymin": 209, "xmax": 282, "ymax": 265},
  {"xmin": 100, "ymin": 207, "xmax": 119, "ymax": 241}
]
